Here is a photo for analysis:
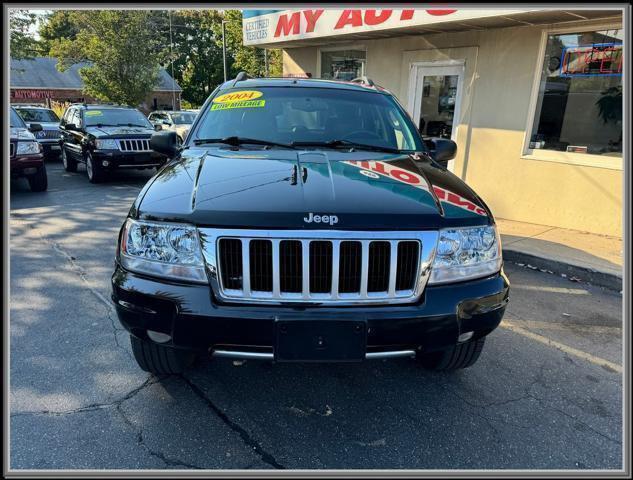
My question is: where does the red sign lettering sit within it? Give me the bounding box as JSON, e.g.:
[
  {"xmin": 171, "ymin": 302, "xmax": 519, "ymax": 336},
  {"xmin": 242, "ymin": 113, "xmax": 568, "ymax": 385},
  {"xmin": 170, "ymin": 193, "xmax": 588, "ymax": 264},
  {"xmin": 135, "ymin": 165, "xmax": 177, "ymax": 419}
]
[
  {"xmin": 304, "ymin": 9, "xmax": 324, "ymax": 33},
  {"xmin": 334, "ymin": 10, "xmax": 363, "ymax": 29},
  {"xmin": 400, "ymin": 10, "xmax": 415, "ymax": 20},
  {"xmin": 364, "ymin": 10, "xmax": 393, "ymax": 26},
  {"xmin": 426, "ymin": 10, "xmax": 458, "ymax": 16},
  {"xmin": 274, "ymin": 11, "xmax": 301, "ymax": 37}
]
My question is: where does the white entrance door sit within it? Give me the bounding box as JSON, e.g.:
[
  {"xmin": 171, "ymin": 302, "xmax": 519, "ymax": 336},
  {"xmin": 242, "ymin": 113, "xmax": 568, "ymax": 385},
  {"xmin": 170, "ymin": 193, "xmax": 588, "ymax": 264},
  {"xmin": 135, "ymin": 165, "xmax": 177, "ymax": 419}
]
[{"xmin": 408, "ymin": 61, "xmax": 465, "ymax": 171}]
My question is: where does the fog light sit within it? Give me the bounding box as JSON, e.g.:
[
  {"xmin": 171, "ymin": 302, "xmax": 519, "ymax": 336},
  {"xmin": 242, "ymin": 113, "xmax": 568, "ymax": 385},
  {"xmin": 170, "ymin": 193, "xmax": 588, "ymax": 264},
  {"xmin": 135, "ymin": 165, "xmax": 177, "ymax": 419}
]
[
  {"xmin": 102, "ymin": 160, "xmax": 110, "ymax": 167},
  {"xmin": 458, "ymin": 331, "xmax": 474, "ymax": 343},
  {"xmin": 147, "ymin": 330, "xmax": 171, "ymax": 343}
]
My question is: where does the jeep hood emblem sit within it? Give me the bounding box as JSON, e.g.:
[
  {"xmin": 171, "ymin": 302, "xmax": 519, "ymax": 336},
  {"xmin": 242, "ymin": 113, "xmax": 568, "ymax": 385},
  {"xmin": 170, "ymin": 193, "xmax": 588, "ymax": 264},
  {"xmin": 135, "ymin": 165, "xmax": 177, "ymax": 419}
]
[{"xmin": 304, "ymin": 213, "xmax": 338, "ymax": 226}]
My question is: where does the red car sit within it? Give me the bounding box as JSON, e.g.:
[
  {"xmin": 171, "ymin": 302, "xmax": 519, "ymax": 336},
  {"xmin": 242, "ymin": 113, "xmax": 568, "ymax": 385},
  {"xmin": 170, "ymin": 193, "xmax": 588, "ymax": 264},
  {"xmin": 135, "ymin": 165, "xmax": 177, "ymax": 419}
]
[{"xmin": 10, "ymin": 107, "xmax": 47, "ymax": 192}]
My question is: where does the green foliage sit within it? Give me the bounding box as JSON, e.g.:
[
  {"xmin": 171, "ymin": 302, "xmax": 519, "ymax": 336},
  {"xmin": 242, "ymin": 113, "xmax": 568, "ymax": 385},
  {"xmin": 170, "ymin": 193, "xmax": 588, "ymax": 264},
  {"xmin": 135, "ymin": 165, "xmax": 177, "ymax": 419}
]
[
  {"xmin": 217, "ymin": 10, "xmax": 283, "ymax": 78},
  {"xmin": 49, "ymin": 11, "xmax": 163, "ymax": 106},
  {"xmin": 595, "ymin": 86, "xmax": 622, "ymax": 125},
  {"xmin": 38, "ymin": 11, "xmax": 80, "ymax": 54},
  {"xmin": 9, "ymin": 10, "xmax": 43, "ymax": 59}
]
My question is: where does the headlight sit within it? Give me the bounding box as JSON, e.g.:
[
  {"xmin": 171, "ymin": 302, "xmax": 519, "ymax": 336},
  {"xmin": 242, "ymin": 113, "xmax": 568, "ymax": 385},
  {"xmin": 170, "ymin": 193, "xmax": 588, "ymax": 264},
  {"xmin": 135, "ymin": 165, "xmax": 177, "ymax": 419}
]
[
  {"xmin": 16, "ymin": 141, "xmax": 41, "ymax": 155},
  {"xmin": 119, "ymin": 219, "xmax": 207, "ymax": 283},
  {"xmin": 94, "ymin": 139, "xmax": 118, "ymax": 150},
  {"xmin": 429, "ymin": 225, "xmax": 502, "ymax": 284}
]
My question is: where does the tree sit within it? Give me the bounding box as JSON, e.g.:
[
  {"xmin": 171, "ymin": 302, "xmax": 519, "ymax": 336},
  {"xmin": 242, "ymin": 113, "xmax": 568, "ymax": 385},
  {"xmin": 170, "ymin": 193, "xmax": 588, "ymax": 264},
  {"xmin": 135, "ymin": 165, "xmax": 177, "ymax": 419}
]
[
  {"xmin": 38, "ymin": 11, "xmax": 80, "ymax": 55},
  {"xmin": 50, "ymin": 11, "xmax": 163, "ymax": 106},
  {"xmin": 217, "ymin": 10, "xmax": 283, "ymax": 78},
  {"xmin": 159, "ymin": 10, "xmax": 226, "ymax": 106},
  {"xmin": 9, "ymin": 9, "xmax": 42, "ymax": 59}
]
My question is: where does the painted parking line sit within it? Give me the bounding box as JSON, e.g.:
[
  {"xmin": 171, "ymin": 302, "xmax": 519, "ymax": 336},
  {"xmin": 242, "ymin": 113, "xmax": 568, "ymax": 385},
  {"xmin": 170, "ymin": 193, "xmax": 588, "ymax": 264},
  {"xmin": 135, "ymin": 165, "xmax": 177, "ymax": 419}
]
[{"xmin": 501, "ymin": 320, "xmax": 622, "ymax": 373}]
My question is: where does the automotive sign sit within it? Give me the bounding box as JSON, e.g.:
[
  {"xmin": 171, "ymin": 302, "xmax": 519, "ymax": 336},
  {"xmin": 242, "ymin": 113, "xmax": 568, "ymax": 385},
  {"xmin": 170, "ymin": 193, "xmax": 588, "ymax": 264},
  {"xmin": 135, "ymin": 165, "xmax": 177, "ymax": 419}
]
[{"xmin": 243, "ymin": 9, "xmax": 533, "ymax": 46}]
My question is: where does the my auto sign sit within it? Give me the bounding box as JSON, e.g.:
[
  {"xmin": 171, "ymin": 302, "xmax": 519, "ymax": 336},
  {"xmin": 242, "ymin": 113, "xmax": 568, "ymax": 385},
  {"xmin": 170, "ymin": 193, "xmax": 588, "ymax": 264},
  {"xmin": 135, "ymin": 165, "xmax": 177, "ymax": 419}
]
[{"xmin": 243, "ymin": 9, "xmax": 532, "ymax": 46}]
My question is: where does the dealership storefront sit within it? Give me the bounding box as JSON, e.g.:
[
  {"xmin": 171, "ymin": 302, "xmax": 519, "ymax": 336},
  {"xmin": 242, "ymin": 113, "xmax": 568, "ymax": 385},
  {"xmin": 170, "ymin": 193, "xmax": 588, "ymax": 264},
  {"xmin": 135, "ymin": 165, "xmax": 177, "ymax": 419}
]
[{"xmin": 243, "ymin": 8, "xmax": 624, "ymax": 236}]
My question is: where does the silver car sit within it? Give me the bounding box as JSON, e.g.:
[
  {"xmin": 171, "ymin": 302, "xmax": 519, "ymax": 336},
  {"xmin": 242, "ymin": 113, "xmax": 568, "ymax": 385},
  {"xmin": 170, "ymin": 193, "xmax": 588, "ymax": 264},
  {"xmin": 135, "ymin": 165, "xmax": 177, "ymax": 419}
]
[
  {"xmin": 13, "ymin": 105, "xmax": 62, "ymax": 159},
  {"xmin": 148, "ymin": 110, "xmax": 197, "ymax": 145}
]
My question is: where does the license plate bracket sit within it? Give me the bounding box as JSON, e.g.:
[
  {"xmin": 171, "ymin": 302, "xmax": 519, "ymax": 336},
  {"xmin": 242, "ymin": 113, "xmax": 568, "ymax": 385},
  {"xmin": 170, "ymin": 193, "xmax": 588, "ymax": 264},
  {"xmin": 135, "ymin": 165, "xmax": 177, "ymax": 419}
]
[{"xmin": 274, "ymin": 320, "xmax": 367, "ymax": 362}]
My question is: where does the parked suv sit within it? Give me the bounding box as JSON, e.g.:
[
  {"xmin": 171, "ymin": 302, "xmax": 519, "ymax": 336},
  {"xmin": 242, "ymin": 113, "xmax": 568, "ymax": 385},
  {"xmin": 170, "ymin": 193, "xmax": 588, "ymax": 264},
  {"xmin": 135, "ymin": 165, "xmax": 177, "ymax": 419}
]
[
  {"xmin": 112, "ymin": 75, "xmax": 509, "ymax": 375},
  {"xmin": 59, "ymin": 104, "xmax": 168, "ymax": 183},
  {"xmin": 13, "ymin": 105, "xmax": 62, "ymax": 159},
  {"xmin": 148, "ymin": 110, "xmax": 197, "ymax": 145},
  {"xmin": 10, "ymin": 107, "xmax": 47, "ymax": 192}
]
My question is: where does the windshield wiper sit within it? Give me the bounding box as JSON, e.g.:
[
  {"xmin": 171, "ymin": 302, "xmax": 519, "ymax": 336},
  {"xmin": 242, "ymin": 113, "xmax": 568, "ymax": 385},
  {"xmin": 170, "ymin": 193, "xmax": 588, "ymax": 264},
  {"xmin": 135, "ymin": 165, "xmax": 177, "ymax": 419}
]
[
  {"xmin": 291, "ymin": 139, "xmax": 401, "ymax": 154},
  {"xmin": 193, "ymin": 136, "xmax": 296, "ymax": 149},
  {"xmin": 116, "ymin": 123, "xmax": 150, "ymax": 128}
]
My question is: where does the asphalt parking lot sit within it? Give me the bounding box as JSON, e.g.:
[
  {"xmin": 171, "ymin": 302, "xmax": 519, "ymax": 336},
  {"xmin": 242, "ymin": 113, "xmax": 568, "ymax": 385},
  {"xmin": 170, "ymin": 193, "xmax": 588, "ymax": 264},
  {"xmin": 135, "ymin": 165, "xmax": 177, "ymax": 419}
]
[{"xmin": 9, "ymin": 161, "xmax": 623, "ymax": 470}]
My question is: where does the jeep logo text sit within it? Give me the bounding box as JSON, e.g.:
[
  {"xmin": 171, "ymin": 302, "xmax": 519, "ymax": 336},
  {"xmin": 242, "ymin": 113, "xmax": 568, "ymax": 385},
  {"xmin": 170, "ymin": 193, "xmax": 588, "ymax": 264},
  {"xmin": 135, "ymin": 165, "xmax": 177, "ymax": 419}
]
[{"xmin": 304, "ymin": 213, "xmax": 338, "ymax": 226}]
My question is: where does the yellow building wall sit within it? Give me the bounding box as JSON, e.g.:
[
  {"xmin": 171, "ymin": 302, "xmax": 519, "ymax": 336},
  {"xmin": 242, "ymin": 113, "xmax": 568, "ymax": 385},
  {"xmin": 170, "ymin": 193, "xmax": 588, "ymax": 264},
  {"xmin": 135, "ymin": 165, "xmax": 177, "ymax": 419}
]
[{"xmin": 282, "ymin": 18, "xmax": 623, "ymax": 237}]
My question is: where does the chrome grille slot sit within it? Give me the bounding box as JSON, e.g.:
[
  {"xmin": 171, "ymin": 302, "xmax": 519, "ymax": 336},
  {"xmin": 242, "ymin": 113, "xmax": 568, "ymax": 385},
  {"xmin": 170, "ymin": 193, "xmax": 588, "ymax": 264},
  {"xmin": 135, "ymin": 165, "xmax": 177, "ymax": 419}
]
[
  {"xmin": 118, "ymin": 138, "xmax": 151, "ymax": 152},
  {"xmin": 310, "ymin": 241, "xmax": 333, "ymax": 293},
  {"xmin": 339, "ymin": 241, "xmax": 362, "ymax": 293},
  {"xmin": 10, "ymin": 142, "xmax": 16, "ymax": 157},
  {"xmin": 249, "ymin": 240, "xmax": 273, "ymax": 292},
  {"xmin": 368, "ymin": 241, "xmax": 391, "ymax": 293},
  {"xmin": 203, "ymin": 229, "xmax": 439, "ymax": 306},
  {"xmin": 218, "ymin": 239, "xmax": 242, "ymax": 290},
  {"xmin": 280, "ymin": 240, "xmax": 302, "ymax": 293},
  {"xmin": 396, "ymin": 241, "xmax": 420, "ymax": 291}
]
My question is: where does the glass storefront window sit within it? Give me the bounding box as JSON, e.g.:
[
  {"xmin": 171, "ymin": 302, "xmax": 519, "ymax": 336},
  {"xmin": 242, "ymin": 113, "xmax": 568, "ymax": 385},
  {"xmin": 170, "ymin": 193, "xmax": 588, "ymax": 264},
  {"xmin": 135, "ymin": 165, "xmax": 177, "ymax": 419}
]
[
  {"xmin": 321, "ymin": 50, "xmax": 366, "ymax": 81},
  {"xmin": 529, "ymin": 29, "xmax": 622, "ymax": 157}
]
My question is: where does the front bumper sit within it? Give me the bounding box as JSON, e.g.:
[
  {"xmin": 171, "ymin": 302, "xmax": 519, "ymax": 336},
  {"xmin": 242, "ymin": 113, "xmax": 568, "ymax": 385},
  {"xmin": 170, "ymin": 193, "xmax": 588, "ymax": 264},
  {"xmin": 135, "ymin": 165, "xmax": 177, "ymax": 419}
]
[
  {"xmin": 92, "ymin": 150, "xmax": 166, "ymax": 168},
  {"xmin": 111, "ymin": 264, "xmax": 510, "ymax": 358},
  {"xmin": 10, "ymin": 154, "xmax": 45, "ymax": 177}
]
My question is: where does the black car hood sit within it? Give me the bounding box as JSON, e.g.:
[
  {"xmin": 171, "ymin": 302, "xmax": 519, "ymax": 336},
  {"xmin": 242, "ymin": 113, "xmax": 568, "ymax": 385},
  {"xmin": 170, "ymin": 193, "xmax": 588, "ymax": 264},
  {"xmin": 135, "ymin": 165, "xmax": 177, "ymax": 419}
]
[
  {"xmin": 86, "ymin": 126, "xmax": 154, "ymax": 137},
  {"xmin": 135, "ymin": 147, "xmax": 492, "ymax": 230}
]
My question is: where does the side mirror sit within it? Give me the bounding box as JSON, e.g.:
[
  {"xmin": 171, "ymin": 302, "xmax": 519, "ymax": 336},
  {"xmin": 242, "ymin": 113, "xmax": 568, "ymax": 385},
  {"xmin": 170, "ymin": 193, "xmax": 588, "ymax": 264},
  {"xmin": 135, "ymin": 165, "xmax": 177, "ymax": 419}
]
[
  {"xmin": 425, "ymin": 137, "xmax": 457, "ymax": 167},
  {"xmin": 150, "ymin": 130, "xmax": 180, "ymax": 158},
  {"xmin": 28, "ymin": 123, "xmax": 43, "ymax": 133},
  {"xmin": 154, "ymin": 123, "xmax": 163, "ymax": 131},
  {"xmin": 64, "ymin": 123, "xmax": 77, "ymax": 131}
]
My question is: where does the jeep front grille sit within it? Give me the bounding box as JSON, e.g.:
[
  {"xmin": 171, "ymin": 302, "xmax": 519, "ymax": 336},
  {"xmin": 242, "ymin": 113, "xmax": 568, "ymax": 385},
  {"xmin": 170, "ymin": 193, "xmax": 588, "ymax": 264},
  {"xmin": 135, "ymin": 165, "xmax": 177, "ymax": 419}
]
[
  {"xmin": 118, "ymin": 138, "xmax": 151, "ymax": 152},
  {"xmin": 199, "ymin": 229, "xmax": 439, "ymax": 305}
]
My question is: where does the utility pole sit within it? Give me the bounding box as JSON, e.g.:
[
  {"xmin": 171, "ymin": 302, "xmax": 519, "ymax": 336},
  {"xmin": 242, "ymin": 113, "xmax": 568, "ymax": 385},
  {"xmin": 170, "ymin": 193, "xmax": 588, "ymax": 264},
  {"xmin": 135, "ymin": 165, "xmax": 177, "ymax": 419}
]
[
  {"xmin": 222, "ymin": 20, "xmax": 228, "ymax": 82},
  {"xmin": 169, "ymin": 10, "xmax": 176, "ymax": 110}
]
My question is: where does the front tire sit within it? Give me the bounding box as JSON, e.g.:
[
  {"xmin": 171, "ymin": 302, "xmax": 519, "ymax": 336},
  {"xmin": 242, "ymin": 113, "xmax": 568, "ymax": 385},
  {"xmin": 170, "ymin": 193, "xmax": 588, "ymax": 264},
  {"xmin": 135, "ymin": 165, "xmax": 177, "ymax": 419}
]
[
  {"xmin": 28, "ymin": 165, "xmax": 48, "ymax": 192},
  {"xmin": 416, "ymin": 337, "xmax": 486, "ymax": 371},
  {"xmin": 61, "ymin": 147, "xmax": 77, "ymax": 172},
  {"xmin": 86, "ymin": 152, "xmax": 105, "ymax": 183},
  {"xmin": 130, "ymin": 335, "xmax": 195, "ymax": 375}
]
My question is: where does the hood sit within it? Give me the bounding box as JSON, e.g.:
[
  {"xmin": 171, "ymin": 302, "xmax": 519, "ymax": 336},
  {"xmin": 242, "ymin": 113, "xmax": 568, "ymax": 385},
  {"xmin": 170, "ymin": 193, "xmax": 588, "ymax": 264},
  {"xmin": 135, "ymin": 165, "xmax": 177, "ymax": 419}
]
[
  {"xmin": 10, "ymin": 127, "xmax": 34, "ymax": 141},
  {"xmin": 25, "ymin": 122, "xmax": 59, "ymax": 130},
  {"xmin": 135, "ymin": 147, "xmax": 492, "ymax": 230},
  {"xmin": 86, "ymin": 125, "xmax": 154, "ymax": 137}
]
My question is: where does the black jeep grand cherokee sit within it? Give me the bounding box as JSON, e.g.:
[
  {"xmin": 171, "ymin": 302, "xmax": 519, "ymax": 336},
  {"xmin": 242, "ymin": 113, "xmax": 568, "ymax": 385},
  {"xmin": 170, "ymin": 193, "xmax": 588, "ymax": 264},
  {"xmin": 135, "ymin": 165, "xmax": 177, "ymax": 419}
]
[
  {"xmin": 59, "ymin": 104, "xmax": 167, "ymax": 183},
  {"xmin": 112, "ymin": 75, "xmax": 509, "ymax": 374}
]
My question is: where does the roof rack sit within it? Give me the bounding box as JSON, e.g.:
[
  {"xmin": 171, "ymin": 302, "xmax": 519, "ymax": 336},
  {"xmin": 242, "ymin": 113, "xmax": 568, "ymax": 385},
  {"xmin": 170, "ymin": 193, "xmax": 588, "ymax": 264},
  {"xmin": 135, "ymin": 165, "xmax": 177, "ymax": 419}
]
[
  {"xmin": 350, "ymin": 76, "xmax": 375, "ymax": 87},
  {"xmin": 232, "ymin": 71, "xmax": 250, "ymax": 86}
]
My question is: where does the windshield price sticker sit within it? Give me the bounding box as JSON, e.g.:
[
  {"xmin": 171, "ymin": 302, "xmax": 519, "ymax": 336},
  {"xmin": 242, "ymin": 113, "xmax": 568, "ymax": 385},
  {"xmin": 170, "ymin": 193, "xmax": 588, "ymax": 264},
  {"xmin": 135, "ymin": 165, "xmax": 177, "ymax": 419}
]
[
  {"xmin": 85, "ymin": 110, "xmax": 103, "ymax": 116},
  {"xmin": 211, "ymin": 90, "xmax": 265, "ymax": 110}
]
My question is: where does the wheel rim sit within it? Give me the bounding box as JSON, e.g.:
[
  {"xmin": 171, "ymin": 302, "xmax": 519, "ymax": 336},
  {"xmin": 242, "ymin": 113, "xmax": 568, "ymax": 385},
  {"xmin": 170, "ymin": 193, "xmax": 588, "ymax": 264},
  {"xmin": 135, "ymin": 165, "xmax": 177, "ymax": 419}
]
[{"xmin": 86, "ymin": 155, "xmax": 93, "ymax": 179}]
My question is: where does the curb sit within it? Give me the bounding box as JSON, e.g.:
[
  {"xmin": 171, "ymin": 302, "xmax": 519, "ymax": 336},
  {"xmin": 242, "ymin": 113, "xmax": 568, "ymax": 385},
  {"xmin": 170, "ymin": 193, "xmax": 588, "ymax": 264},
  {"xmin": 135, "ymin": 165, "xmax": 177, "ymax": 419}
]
[{"xmin": 503, "ymin": 249, "xmax": 622, "ymax": 292}]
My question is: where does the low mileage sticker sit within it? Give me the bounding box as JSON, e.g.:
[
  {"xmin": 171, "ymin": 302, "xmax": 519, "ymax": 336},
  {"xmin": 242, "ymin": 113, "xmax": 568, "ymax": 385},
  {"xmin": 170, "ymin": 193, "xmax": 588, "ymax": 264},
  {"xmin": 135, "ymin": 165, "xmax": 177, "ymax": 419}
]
[{"xmin": 211, "ymin": 90, "xmax": 265, "ymax": 110}]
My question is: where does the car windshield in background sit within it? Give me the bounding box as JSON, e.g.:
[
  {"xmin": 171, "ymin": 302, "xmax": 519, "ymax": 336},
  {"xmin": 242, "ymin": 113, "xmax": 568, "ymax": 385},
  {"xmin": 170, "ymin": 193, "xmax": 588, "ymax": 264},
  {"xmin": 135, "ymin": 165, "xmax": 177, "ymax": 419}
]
[
  {"xmin": 84, "ymin": 108, "xmax": 152, "ymax": 128},
  {"xmin": 17, "ymin": 108, "xmax": 60, "ymax": 123},
  {"xmin": 10, "ymin": 109, "xmax": 27, "ymax": 128},
  {"xmin": 171, "ymin": 112, "xmax": 196, "ymax": 124},
  {"xmin": 195, "ymin": 87, "xmax": 423, "ymax": 152}
]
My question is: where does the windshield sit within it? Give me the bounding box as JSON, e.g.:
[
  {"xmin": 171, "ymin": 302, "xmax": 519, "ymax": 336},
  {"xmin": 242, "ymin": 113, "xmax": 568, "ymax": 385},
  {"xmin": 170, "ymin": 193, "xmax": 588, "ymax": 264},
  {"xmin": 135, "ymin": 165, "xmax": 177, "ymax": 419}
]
[
  {"xmin": 84, "ymin": 108, "xmax": 152, "ymax": 128},
  {"xmin": 16, "ymin": 108, "xmax": 60, "ymax": 123},
  {"xmin": 195, "ymin": 87, "xmax": 423, "ymax": 152},
  {"xmin": 171, "ymin": 112, "xmax": 196, "ymax": 124},
  {"xmin": 10, "ymin": 108, "xmax": 26, "ymax": 128}
]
